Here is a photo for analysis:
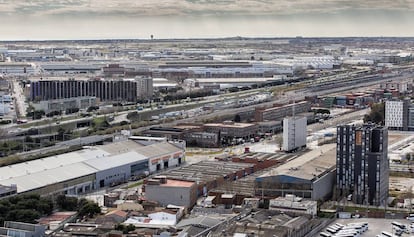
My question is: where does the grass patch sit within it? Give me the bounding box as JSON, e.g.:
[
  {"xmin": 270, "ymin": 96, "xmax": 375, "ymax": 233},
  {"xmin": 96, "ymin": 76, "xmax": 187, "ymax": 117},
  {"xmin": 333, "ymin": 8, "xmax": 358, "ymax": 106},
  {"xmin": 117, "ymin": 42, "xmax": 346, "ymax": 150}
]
[
  {"xmin": 318, "ymin": 211, "xmax": 336, "ymax": 218},
  {"xmin": 126, "ymin": 180, "xmax": 144, "ymax": 189},
  {"xmin": 186, "ymin": 149, "xmax": 224, "ymax": 156},
  {"xmin": 390, "ymin": 171, "xmax": 414, "ymax": 178}
]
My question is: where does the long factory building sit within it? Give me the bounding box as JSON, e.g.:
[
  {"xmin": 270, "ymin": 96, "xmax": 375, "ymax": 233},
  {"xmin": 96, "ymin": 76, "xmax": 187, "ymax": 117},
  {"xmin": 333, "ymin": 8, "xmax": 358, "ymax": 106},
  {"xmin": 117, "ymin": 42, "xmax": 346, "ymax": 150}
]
[{"xmin": 0, "ymin": 139, "xmax": 185, "ymax": 198}]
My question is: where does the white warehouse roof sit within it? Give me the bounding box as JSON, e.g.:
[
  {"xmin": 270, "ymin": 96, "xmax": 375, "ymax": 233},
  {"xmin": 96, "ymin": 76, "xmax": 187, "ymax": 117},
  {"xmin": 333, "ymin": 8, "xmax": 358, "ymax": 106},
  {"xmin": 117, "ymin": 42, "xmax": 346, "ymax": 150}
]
[
  {"xmin": 0, "ymin": 162, "xmax": 98, "ymax": 193},
  {"xmin": 0, "ymin": 148, "xmax": 109, "ymax": 180},
  {"xmin": 84, "ymin": 151, "xmax": 147, "ymax": 171},
  {"xmin": 0, "ymin": 140, "xmax": 184, "ymax": 194}
]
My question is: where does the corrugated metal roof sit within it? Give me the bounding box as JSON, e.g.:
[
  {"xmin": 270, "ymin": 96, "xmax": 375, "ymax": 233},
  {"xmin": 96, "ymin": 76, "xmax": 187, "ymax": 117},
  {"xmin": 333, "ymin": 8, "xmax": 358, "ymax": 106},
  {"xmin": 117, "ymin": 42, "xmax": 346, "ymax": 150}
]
[
  {"xmin": 0, "ymin": 163, "xmax": 97, "ymax": 193},
  {"xmin": 0, "ymin": 148, "xmax": 108, "ymax": 180},
  {"xmin": 0, "ymin": 141, "xmax": 184, "ymax": 194},
  {"xmin": 84, "ymin": 151, "xmax": 147, "ymax": 171},
  {"xmin": 134, "ymin": 142, "xmax": 182, "ymax": 158}
]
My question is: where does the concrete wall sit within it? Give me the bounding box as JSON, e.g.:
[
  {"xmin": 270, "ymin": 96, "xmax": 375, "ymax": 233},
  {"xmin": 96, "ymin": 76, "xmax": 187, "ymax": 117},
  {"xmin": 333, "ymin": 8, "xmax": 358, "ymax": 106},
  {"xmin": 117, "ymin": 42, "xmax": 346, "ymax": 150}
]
[
  {"xmin": 21, "ymin": 174, "xmax": 95, "ymax": 197},
  {"xmin": 95, "ymin": 165, "xmax": 131, "ymax": 188},
  {"xmin": 312, "ymin": 170, "xmax": 336, "ymax": 201}
]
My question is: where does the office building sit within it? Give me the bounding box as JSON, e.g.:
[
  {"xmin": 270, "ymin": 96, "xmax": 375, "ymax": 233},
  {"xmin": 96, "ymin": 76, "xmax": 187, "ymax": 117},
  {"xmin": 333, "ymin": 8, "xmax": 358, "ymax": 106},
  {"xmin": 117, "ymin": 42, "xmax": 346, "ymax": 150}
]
[
  {"xmin": 135, "ymin": 77, "xmax": 153, "ymax": 100},
  {"xmin": 282, "ymin": 116, "xmax": 307, "ymax": 152},
  {"xmin": 385, "ymin": 100, "xmax": 410, "ymax": 130},
  {"xmin": 32, "ymin": 96, "xmax": 97, "ymax": 113},
  {"xmin": 336, "ymin": 124, "xmax": 389, "ymax": 206},
  {"xmin": 29, "ymin": 78, "xmax": 154, "ymax": 103}
]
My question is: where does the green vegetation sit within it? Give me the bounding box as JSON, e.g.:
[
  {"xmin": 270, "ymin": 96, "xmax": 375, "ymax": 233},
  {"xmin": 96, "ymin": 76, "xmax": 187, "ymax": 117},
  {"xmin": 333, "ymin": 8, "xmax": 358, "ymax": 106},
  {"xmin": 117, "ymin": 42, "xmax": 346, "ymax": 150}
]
[
  {"xmin": 317, "ymin": 211, "xmax": 336, "ymax": 218},
  {"xmin": 91, "ymin": 117, "xmax": 110, "ymax": 131},
  {"xmin": 115, "ymin": 224, "xmax": 136, "ymax": 234},
  {"xmin": 0, "ymin": 194, "xmax": 53, "ymax": 226},
  {"xmin": 185, "ymin": 149, "xmax": 224, "ymax": 156},
  {"xmin": 56, "ymin": 195, "xmax": 79, "ymax": 211},
  {"xmin": 56, "ymin": 195, "xmax": 101, "ymax": 218},
  {"xmin": 0, "ymin": 194, "xmax": 101, "ymax": 226},
  {"xmin": 363, "ymin": 102, "xmax": 385, "ymax": 125},
  {"xmin": 26, "ymin": 110, "xmax": 45, "ymax": 120},
  {"xmin": 163, "ymin": 89, "xmax": 215, "ymax": 102},
  {"xmin": 127, "ymin": 111, "xmax": 141, "ymax": 121},
  {"xmin": 87, "ymin": 106, "xmax": 99, "ymax": 112},
  {"xmin": 0, "ymin": 141, "xmax": 23, "ymax": 156},
  {"xmin": 313, "ymin": 108, "xmax": 330, "ymax": 114},
  {"xmin": 126, "ymin": 180, "xmax": 144, "ymax": 189},
  {"xmin": 390, "ymin": 171, "xmax": 414, "ymax": 178},
  {"xmin": 78, "ymin": 199, "xmax": 101, "ymax": 218}
]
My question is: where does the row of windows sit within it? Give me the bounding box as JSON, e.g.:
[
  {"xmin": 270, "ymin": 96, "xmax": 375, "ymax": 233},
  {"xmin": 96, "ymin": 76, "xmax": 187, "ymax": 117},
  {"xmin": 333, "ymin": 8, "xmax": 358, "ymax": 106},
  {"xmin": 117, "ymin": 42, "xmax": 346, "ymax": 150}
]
[{"xmin": 105, "ymin": 173, "xmax": 124, "ymax": 180}]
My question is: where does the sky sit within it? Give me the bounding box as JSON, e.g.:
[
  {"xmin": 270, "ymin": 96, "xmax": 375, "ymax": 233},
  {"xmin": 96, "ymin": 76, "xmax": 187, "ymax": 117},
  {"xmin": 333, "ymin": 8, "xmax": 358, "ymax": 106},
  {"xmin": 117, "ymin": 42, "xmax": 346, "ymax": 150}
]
[{"xmin": 1, "ymin": 0, "xmax": 414, "ymax": 40}]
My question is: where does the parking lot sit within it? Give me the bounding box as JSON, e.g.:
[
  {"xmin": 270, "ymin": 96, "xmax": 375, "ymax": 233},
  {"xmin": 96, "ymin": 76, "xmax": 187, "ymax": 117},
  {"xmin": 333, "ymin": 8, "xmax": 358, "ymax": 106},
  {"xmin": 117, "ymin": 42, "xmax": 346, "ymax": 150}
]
[{"xmin": 319, "ymin": 218, "xmax": 413, "ymax": 236}]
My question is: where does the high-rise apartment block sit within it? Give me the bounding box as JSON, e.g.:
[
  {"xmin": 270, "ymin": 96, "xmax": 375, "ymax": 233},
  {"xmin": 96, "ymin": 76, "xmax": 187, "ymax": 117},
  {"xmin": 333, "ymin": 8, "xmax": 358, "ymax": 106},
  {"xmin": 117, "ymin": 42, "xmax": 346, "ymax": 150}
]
[{"xmin": 336, "ymin": 124, "xmax": 388, "ymax": 206}]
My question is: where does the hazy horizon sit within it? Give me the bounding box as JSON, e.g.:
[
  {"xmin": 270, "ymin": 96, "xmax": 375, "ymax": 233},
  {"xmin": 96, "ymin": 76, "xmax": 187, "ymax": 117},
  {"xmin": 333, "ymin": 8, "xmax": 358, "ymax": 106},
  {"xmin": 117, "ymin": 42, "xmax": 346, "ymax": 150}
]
[{"xmin": 1, "ymin": 1, "xmax": 414, "ymax": 40}]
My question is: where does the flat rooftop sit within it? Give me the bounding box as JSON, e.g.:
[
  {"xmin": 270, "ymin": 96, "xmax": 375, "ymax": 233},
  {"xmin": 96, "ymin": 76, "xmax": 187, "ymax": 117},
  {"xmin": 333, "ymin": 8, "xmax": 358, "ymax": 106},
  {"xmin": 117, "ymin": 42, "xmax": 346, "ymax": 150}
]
[
  {"xmin": 160, "ymin": 179, "xmax": 195, "ymax": 188},
  {"xmin": 259, "ymin": 144, "xmax": 336, "ymax": 181},
  {"xmin": 159, "ymin": 160, "xmax": 254, "ymax": 184},
  {"xmin": 0, "ymin": 140, "xmax": 183, "ymax": 193},
  {"xmin": 204, "ymin": 122, "xmax": 255, "ymax": 129},
  {"xmin": 211, "ymin": 152, "xmax": 302, "ymax": 196}
]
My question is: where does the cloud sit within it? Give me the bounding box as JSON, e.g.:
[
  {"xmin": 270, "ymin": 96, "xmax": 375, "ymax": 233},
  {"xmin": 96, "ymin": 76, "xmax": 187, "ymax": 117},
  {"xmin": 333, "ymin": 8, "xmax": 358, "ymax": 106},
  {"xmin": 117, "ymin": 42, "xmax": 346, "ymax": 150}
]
[{"xmin": 2, "ymin": 0, "xmax": 414, "ymax": 17}]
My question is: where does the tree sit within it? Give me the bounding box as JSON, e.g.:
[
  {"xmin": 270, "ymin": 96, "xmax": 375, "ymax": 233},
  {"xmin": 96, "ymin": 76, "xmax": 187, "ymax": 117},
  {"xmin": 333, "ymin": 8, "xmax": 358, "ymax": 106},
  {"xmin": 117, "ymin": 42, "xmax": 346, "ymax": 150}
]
[
  {"xmin": 56, "ymin": 195, "xmax": 78, "ymax": 211},
  {"xmin": 407, "ymin": 153, "xmax": 413, "ymax": 171},
  {"xmin": 92, "ymin": 117, "xmax": 110, "ymax": 131},
  {"xmin": 115, "ymin": 224, "xmax": 135, "ymax": 234},
  {"xmin": 78, "ymin": 202, "xmax": 101, "ymax": 218},
  {"xmin": 0, "ymin": 194, "xmax": 53, "ymax": 225},
  {"xmin": 87, "ymin": 106, "xmax": 99, "ymax": 112},
  {"xmin": 363, "ymin": 103, "xmax": 385, "ymax": 125}
]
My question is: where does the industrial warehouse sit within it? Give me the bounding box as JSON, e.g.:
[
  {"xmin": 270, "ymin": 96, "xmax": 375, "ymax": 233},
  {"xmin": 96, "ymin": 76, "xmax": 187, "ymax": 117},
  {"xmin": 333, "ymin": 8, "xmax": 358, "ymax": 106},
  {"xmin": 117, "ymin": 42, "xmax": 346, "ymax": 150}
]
[
  {"xmin": 0, "ymin": 139, "xmax": 185, "ymax": 198},
  {"xmin": 255, "ymin": 144, "xmax": 336, "ymax": 201}
]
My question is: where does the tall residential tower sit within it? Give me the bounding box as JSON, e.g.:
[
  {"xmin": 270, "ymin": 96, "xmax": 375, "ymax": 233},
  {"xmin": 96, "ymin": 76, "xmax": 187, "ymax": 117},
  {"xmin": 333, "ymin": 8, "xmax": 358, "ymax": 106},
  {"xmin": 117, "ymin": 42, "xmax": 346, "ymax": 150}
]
[{"xmin": 336, "ymin": 124, "xmax": 388, "ymax": 206}]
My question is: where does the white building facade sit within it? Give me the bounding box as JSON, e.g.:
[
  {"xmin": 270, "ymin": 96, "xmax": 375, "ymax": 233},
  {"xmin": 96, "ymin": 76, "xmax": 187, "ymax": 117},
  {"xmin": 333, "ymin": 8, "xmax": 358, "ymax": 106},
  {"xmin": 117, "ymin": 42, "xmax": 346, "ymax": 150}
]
[
  {"xmin": 283, "ymin": 116, "xmax": 307, "ymax": 152},
  {"xmin": 385, "ymin": 100, "xmax": 409, "ymax": 130}
]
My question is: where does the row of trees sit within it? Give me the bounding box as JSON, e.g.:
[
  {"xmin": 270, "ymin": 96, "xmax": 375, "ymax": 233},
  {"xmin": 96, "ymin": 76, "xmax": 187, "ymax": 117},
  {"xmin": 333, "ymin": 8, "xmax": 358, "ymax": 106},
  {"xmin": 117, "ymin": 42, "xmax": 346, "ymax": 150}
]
[
  {"xmin": 0, "ymin": 194, "xmax": 53, "ymax": 225},
  {"xmin": 363, "ymin": 102, "xmax": 385, "ymax": 125},
  {"xmin": 56, "ymin": 195, "xmax": 101, "ymax": 218},
  {"xmin": 163, "ymin": 89, "xmax": 216, "ymax": 102},
  {"xmin": 0, "ymin": 194, "xmax": 101, "ymax": 226}
]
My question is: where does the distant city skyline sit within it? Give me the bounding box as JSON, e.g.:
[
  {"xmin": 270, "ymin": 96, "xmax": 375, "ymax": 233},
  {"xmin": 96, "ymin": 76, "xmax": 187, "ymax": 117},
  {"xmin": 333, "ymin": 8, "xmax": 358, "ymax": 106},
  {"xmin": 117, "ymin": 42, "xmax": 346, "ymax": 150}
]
[{"xmin": 1, "ymin": 0, "xmax": 414, "ymax": 40}]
